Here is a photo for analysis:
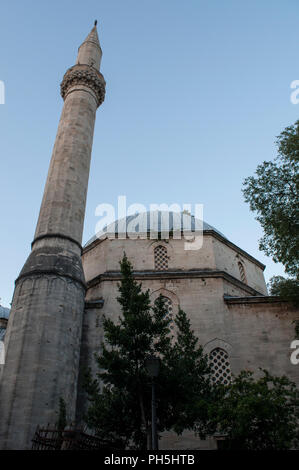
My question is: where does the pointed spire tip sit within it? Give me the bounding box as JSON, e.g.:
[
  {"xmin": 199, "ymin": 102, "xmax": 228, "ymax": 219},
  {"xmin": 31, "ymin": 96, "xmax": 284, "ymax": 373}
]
[{"xmin": 94, "ymin": 20, "xmax": 97, "ymax": 27}]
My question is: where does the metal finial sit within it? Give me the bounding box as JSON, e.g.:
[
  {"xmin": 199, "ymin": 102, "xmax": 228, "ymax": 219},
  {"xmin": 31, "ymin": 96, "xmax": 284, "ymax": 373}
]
[{"xmin": 94, "ymin": 20, "xmax": 97, "ymax": 26}]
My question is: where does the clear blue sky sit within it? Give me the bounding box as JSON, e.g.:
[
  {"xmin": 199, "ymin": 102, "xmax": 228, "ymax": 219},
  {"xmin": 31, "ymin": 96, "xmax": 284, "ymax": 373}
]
[{"xmin": 0, "ymin": 0, "xmax": 298, "ymax": 307}]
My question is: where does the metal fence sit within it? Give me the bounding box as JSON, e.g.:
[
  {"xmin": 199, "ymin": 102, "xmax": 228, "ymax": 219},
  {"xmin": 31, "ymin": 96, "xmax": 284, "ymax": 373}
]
[{"xmin": 31, "ymin": 424, "xmax": 120, "ymax": 450}]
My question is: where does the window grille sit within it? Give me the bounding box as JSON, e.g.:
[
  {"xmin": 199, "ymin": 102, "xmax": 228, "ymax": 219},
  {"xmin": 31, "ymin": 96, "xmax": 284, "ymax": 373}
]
[
  {"xmin": 209, "ymin": 348, "xmax": 231, "ymax": 385},
  {"xmin": 154, "ymin": 245, "xmax": 168, "ymax": 270},
  {"xmin": 238, "ymin": 261, "xmax": 247, "ymax": 283},
  {"xmin": 161, "ymin": 296, "xmax": 174, "ymax": 329},
  {"xmin": 161, "ymin": 296, "xmax": 173, "ymax": 316}
]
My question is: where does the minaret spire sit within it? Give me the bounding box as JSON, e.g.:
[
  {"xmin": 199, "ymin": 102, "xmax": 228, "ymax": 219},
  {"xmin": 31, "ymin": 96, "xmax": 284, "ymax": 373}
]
[
  {"xmin": 76, "ymin": 22, "xmax": 102, "ymax": 69},
  {"xmin": 0, "ymin": 25, "xmax": 106, "ymax": 449}
]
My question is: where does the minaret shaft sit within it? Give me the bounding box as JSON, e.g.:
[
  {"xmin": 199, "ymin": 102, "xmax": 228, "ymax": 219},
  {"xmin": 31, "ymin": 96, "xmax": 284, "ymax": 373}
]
[
  {"xmin": 0, "ymin": 25, "xmax": 105, "ymax": 450},
  {"xmin": 34, "ymin": 87, "xmax": 97, "ymax": 243}
]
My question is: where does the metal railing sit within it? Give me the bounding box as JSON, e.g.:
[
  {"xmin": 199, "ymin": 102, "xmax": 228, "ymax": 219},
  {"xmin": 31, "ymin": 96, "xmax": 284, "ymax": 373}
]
[{"xmin": 31, "ymin": 424, "xmax": 120, "ymax": 450}]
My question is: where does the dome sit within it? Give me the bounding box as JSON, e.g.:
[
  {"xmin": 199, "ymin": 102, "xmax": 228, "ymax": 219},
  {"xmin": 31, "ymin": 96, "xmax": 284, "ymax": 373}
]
[
  {"xmin": 84, "ymin": 210, "xmax": 226, "ymax": 248},
  {"xmin": 0, "ymin": 305, "xmax": 10, "ymax": 319}
]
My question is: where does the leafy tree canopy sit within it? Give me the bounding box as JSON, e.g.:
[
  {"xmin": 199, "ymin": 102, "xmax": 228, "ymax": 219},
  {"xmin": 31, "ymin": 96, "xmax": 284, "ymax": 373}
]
[
  {"xmin": 269, "ymin": 276, "xmax": 299, "ymax": 308},
  {"xmin": 243, "ymin": 120, "xmax": 299, "ymax": 278},
  {"xmin": 202, "ymin": 370, "xmax": 299, "ymax": 450}
]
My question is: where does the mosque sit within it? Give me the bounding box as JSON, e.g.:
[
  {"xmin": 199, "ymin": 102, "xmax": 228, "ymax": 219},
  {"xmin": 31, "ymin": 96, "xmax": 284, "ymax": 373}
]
[{"xmin": 0, "ymin": 24, "xmax": 298, "ymax": 450}]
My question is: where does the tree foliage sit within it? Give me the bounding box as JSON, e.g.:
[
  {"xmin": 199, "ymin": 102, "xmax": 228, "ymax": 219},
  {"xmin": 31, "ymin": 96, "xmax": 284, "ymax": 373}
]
[
  {"xmin": 243, "ymin": 120, "xmax": 299, "ymax": 277},
  {"xmin": 83, "ymin": 254, "xmax": 212, "ymax": 449},
  {"xmin": 204, "ymin": 370, "xmax": 299, "ymax": 450},
  {"xmin": 269, "ymin": 275, "xmax": 299, "ymax": 308}
]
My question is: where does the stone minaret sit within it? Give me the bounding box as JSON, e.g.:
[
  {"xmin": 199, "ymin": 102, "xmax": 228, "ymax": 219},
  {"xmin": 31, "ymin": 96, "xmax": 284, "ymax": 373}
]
[{"xmin": 0, "ymin": 23, "xmax": 105, "ymax": 449}]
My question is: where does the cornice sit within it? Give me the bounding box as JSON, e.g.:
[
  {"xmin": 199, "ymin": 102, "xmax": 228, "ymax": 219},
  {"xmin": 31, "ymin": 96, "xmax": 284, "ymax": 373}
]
[
  {"xmin": 224, "ymin": 295, "xmax": 287, "ymax": 305},
  {"xmin": 86, "ymin": 269, "xmax": 263, "ymax": 296}
]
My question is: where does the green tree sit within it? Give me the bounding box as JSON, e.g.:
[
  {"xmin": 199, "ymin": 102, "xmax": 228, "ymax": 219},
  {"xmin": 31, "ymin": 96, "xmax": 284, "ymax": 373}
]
[
  {"xmin": 163, "ymin": 307, "xmax": 212, "ymax": 438},
  {"xmin": 83, "ymin": 254, "xmax": 212, "ymax": 449},
  {"xmin": 268, "ymin": 276, "xmax": 299, "ymax": 308},
  {"xmin": 204, "ymin": 370, "xmax": 299, "ymax": 450},
  {"xmin": 243, "ymin": 120, "xmax": 299, "ymax": 308}
]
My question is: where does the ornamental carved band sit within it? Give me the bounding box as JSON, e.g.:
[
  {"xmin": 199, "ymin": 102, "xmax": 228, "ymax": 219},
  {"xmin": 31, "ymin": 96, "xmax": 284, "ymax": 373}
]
[{"xmin": 60, "ymin": 64, "xmax": 106, "ymax": 107}]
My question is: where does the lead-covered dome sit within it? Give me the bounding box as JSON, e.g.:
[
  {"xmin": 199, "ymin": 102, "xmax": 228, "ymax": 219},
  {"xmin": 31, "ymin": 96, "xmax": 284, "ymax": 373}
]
[{"xmin": 84, "ymin": 210, "xmax": 226, "ymax": 248}]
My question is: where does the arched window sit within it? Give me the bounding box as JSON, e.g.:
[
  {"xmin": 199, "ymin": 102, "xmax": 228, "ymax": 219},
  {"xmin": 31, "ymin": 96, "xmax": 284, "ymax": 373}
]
[
  {"xmin": 154, "ymin": 245, "xmax": 168, "ymax": 270},
  {"xmin": 238, "ymin": 261, "xmax": 247, "ymax": 284},
  {"xmin": 209, "ymin": 348, "xmax": 231, "ymax": 385}
]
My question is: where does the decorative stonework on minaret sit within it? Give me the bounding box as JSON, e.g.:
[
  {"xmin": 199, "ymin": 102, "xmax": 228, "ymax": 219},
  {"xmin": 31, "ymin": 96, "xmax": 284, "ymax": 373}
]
[{"xmin": 0, "ymin": 23, "xmax": 105, "ymax": 450}]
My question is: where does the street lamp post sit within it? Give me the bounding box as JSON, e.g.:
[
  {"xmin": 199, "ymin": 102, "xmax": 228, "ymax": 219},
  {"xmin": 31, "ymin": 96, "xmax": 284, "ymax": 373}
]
[{"xmin": 145, "ymin": 355, "xmax": 160, "ymax": 450}]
